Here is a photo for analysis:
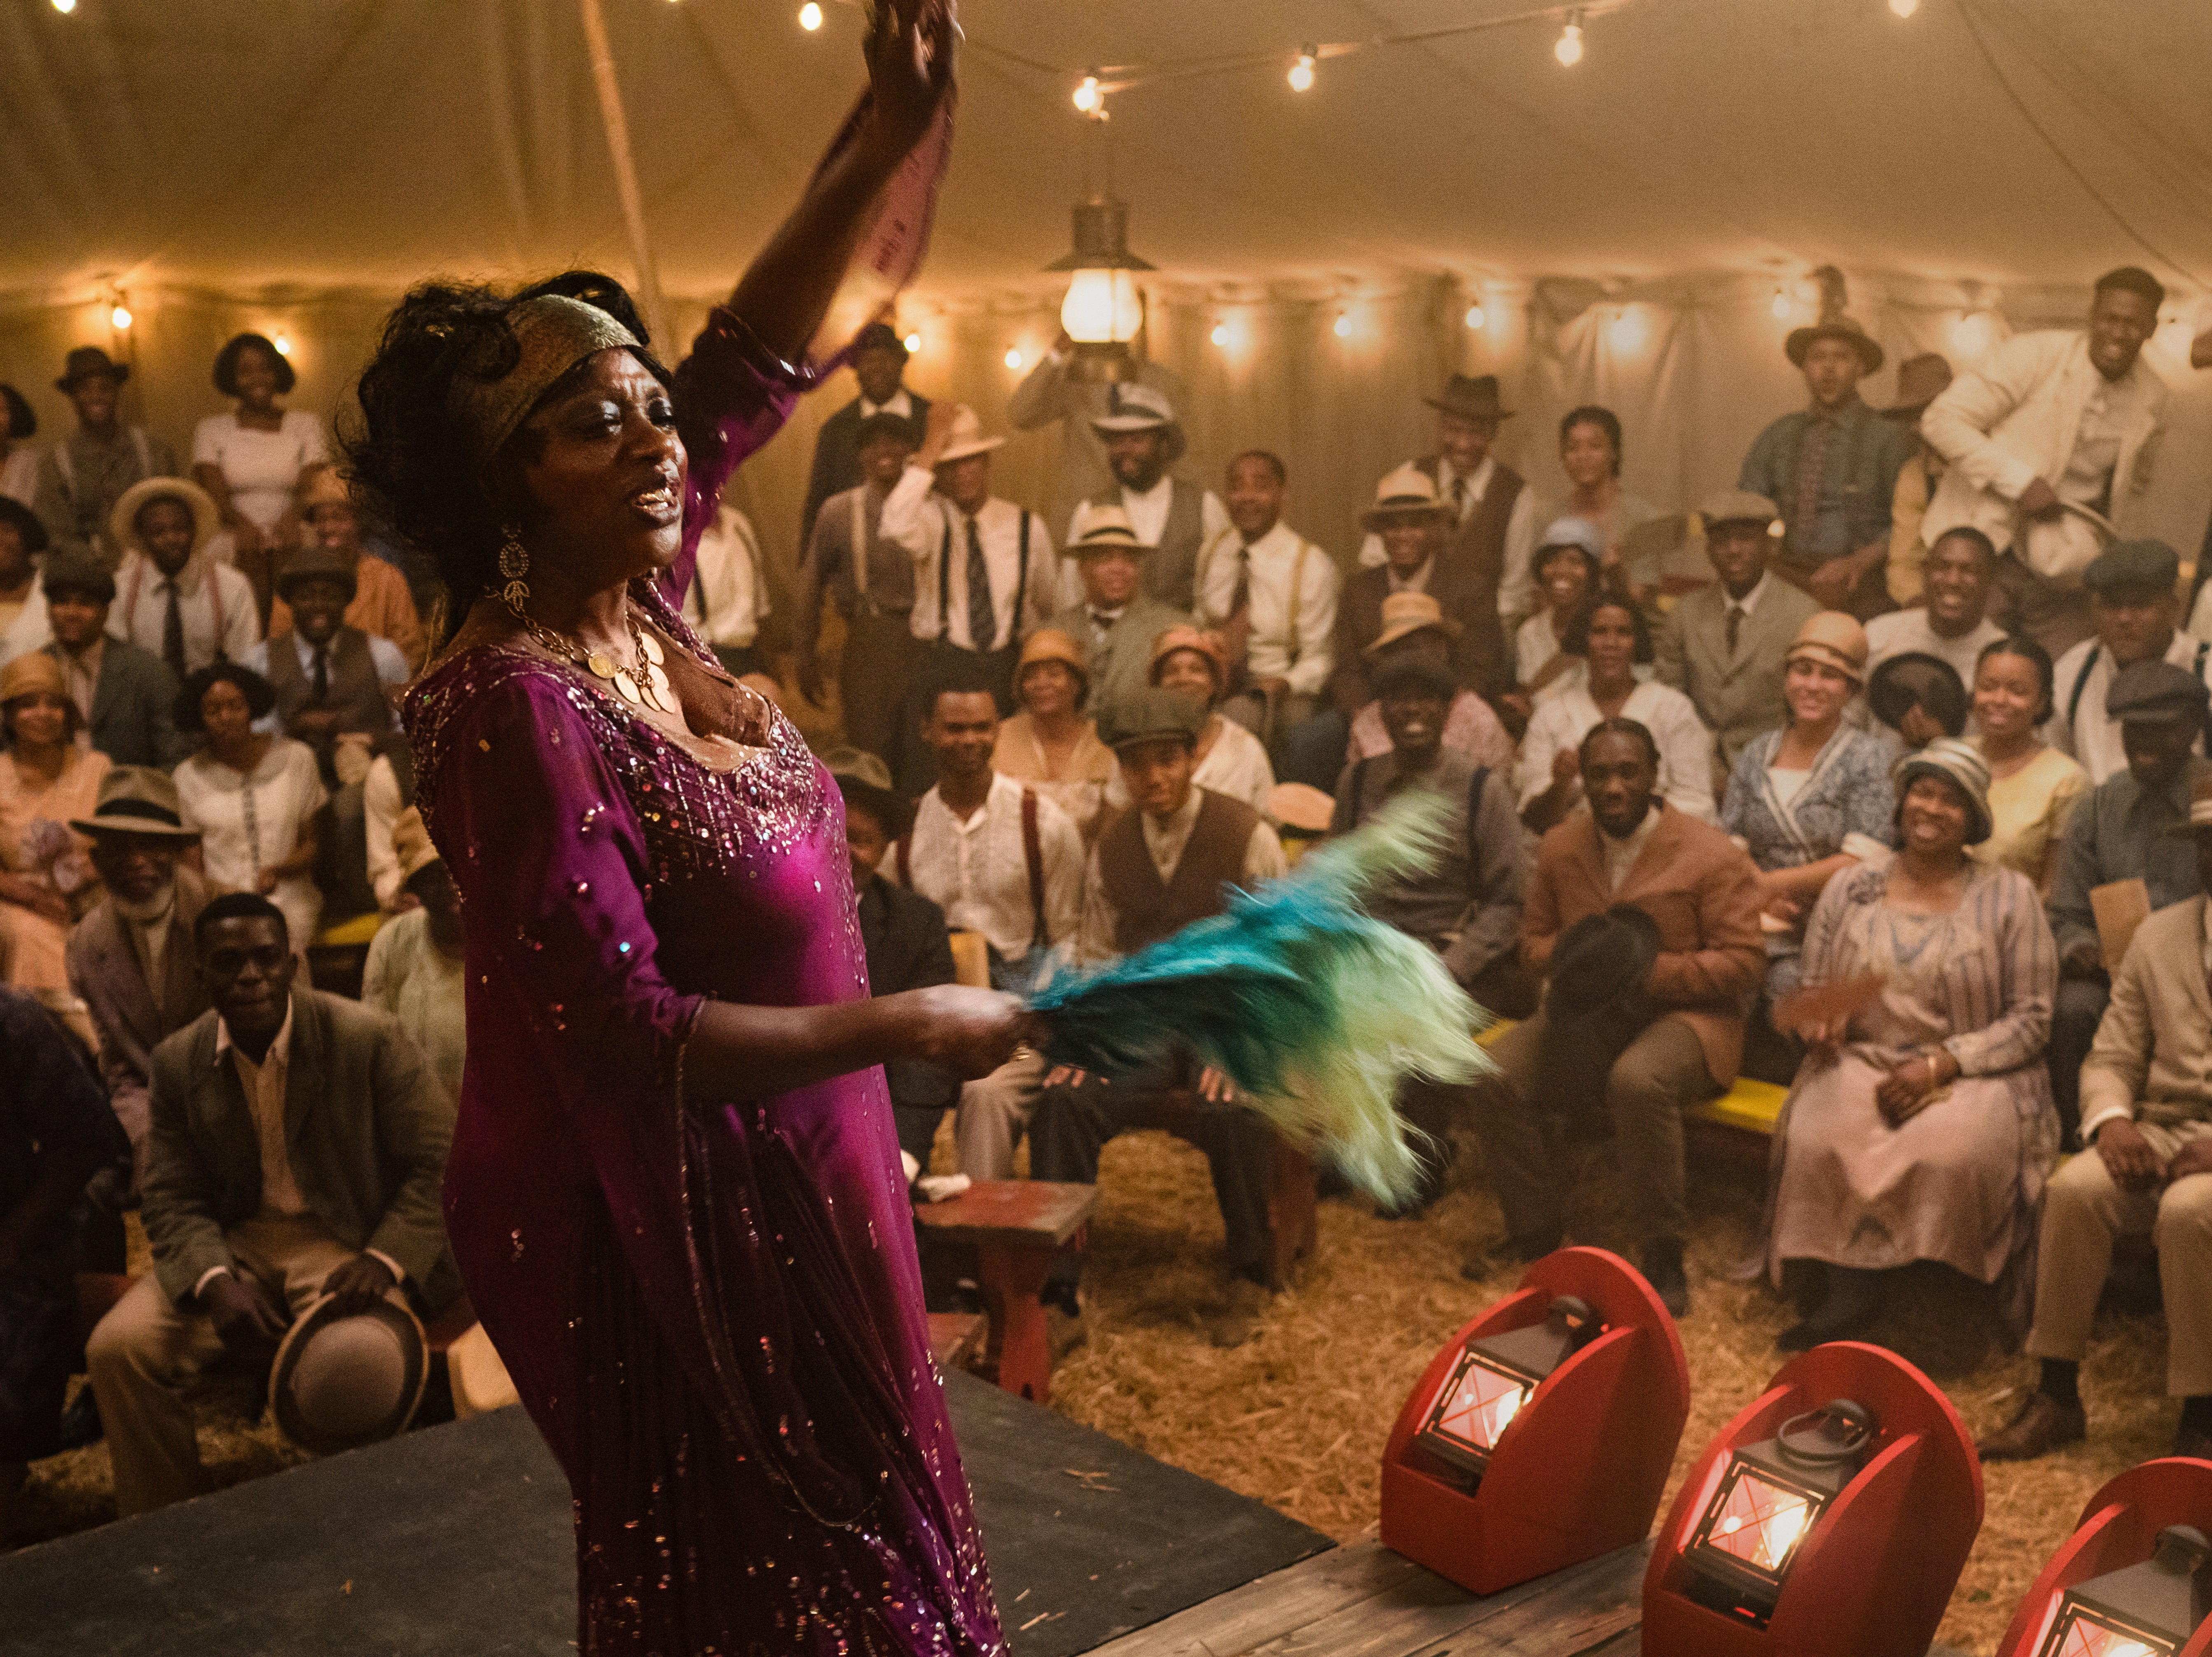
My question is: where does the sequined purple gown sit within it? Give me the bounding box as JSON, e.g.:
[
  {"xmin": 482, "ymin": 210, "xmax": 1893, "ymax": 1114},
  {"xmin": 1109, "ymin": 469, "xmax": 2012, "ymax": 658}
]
[{"xmin": 405, "ymin": 312, "xmax": 1003, "ymax": 1656}]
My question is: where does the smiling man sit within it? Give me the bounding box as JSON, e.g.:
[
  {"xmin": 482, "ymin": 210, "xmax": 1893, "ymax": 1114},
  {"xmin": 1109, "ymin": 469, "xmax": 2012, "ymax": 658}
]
[
  {"xmin": 1197, "ymin": 450, "xmax": 1337, "ymax": 755},
  {"xmin": 1864, "ymin": 525, "xmax": 2007, "ymax": 688},
  {"xmin": 39, "ymin": 552, "xmax": 183, "ymax": 767}
]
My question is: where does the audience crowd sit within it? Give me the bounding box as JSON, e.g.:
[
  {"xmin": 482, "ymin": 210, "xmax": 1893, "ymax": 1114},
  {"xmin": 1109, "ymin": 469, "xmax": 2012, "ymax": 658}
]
[{"xmin": 6, "ymin": 272, "xmax": 2212, "ymax": 1537}]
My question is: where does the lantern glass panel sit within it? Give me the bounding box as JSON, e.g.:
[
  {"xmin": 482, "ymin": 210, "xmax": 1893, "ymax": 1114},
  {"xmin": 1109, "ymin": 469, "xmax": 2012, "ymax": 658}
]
[
  {"xmin": 1059, "ymin": 270, "xmax": 1142, "ymax": 344},
  {"xmin": 2040, "ymin": 1603, "xmax": 2179, "ymax": 1657},
  {"xmin": 1694, "ymin": 1458, "xmax": 1826, "ymax": 1580},
  {"xmin": 1420, "ymin": 1348, "xmax": 1533, "ymax": 1465}
]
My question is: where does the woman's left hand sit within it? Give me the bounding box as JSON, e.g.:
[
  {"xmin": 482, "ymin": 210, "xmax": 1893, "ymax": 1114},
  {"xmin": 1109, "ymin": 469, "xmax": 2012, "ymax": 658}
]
[
  {"xmin": 1875, "ymin": 1052, "xmax": 1951, "ymax": 1126},
  {"xmin": 863, "ymin": 0, "xmax": 956, "ymax": 161}
]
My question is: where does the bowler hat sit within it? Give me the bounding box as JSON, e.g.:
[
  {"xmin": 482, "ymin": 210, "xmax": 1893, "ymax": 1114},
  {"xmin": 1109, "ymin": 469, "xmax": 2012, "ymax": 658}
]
[
  {"xmin": 268, "ymin": 1292, "xmax": 429, "ymax": 1456},
  {"xmin": 1423, "ymin": 374, "xmax": 1514, "ymax": 423},
  {"xmin": 69, "ymin": 765, "xmax": 202, "ymax": 840},
  {"xmin": 56, "ymin": 345, "xmax": 129, "ymax": 391},
  {"xmin": 1098, "ymin": 687, "xmax": 1205, "ymax": 752},
  {"xmin": 2083, "ymin": 539, "xmax": 2182, "ymax": 597},
  {"xmin": 1785, "ymin": 315, "xmax": 1884, "ymax": 375},
  {"xmin": 274, "ymin": 546, "xmax": 358, "ymax": 604},
  {"xmin": 853, "ymin": 321, "xmax": 909, "ymax": 360},
  {"xmin": 824, "ymin": 746, "xmax": 912, "ymax": 839}
]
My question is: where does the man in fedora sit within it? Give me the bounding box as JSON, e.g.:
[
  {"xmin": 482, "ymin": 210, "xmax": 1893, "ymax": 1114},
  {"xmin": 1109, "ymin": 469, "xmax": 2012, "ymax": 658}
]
[
  {"xmin": 1010, "ymin": 328, "xmax": 1189, "ymax": 543},
  {"xmin": 1047, "ymin": 503, "xmax": 1189, "ymax": 720},
  {"xmin": 66, "ymin": 767, "xmax": 213, "ymax": 1195},
  {"xmin": 800, "ymin": 320, "xmax": 930, "ymax": 557},
  {"xmin": 87, "ymin": 891, "xmax": 456, "ymax": 1516},
  {"xmin": 1655, "ymin": 488, "xmax": 1821, "ymax": 773},
  {"xmin": 267, "ymin": 465, "xmax": 424, "ymax": 671},
  {"xmin": 1982, "ymin": 774, "xmax": 2212, "ymax": 1465},
  {"xmin": 1880, "ymin": 352, "xmax": 1955, "ymax": 607},
  {"xmin": 1075, "ymin": 383, "xmax": 1227, "ymax": 615},
  {"xmin": 33, "ymin": 346, "xmax": 178, "ymax": 567},
  {"xmin": 1740, "ymin": 311, "xmax": 1915, "ymax": 618},
  {"xmin": 1467, "ymin": 718, "xmax": 1765, "ymax": 1313},
  {"xmin": 880, "ymin": 401, "xmax": 1057, "ymax": 721},
  {"xmin": 1339, "ymin": 466, "xmax": 1511, "ymax": 708},
  {"xmin": 40, "ymin": 552, "xmax": 183, "ymax": 768},
  {"xmin": 105, "ymin": 477, "xmax": 260, "ymax": 678},
  {"xmin": 1360, "ymin": 374, "xmax": 1541, "ymax": 626},
  {"xmin": 797, "ymin": 411, "xmax": 921, "ymax": 762},
  {"xmin": 0, "ymin": 498, "xmax": 53, "ymax": 669},
  {"xmin": 1922, "ymin": 267, "xmax": 2170, "ymax": 658}
]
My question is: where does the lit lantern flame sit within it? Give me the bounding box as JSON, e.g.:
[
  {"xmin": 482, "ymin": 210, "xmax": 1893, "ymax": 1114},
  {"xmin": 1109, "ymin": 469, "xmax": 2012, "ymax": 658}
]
[{"xmin": 1059, "ymin": 269, "xmax": 1142, "ymax": 345}]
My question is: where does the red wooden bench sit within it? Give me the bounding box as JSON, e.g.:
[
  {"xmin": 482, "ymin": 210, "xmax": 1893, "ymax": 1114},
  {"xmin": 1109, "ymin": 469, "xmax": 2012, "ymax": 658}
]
[{"xmin": 913, "ymin": 1180, "xmax": 1097, "ymax": 1405}]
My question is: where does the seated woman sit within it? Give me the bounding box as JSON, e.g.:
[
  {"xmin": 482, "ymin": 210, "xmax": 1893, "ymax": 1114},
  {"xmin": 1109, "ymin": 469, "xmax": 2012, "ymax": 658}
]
[
  {"xmin": 1721, "ymin": 612, "xmax": 1898, "ymax": 1006},
  {"xmin": 1347, "ymin": 592, "xmax": 1513, "ymax": 771},
  {"xmin": 991, "ymin": 627, "xmax": 1115, "ymax": 841},
  {"xmin": 171, "ymin": 663, "xmax": 327, "ymax": 953},
  {"xmin": 1970, "ymin": 637, "xmax": 2088, "ymax": 896},
  {"xmin": 1867, "ymin": 651, "xmax": 1968, "ymax": 750},
  {"xmin": 0, "ymin": 654, "xmax": 109, "ymax": 1000},
  {"xmin": 191, "ymin": 333, "xmax": 328, "ymax": 625},
  {"xmin": 1103, "ymin": 626, "xmax": 1275, "ymax": 819},
  {"xmin": 1538, "ymin": 407, "xmax": 1663, "ymax": 602},
  {"xmin": 1766, "ymin": 739, "xmax": 2058, "ymax": 1349},
  {"xmin": 1516, "ymin": 595, "xmax": 1715, "ymax": 831},
  {"xmin": 1504, "ymin": 517, "xmax": 1606, "ymax": 721}
]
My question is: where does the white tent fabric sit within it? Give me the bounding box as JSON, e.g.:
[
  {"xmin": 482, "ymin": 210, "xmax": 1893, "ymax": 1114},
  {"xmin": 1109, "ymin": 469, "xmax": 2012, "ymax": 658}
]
[{"xmin": 4, "ymin": 0, "xmax": 2208, "ymax": 582}]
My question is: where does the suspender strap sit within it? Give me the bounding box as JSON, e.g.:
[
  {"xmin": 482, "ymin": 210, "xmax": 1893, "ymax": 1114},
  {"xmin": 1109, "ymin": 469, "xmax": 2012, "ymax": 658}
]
[
  {"xmin": 1285, "ymin": 539, "xmax": 1310, "ymax": 666},
  {"xmin": 1466, "ymin": 765, "xmax": 1489, "ymax": 874},
  {"xmin": 850, "ymin": 489, "xmax": 872, "ymax": 617},
  {"xmin": 895, "ymin": 832, "xmax": 912, "ymax": 890},
  {"xmin": 1021, "ymin": 785, "xmax": 1048, "ymax": 949},
  {"xmin": 936, "ymin": 519, "xmax": 952, "ymax": 643},
  {"xmin": 2066, "ymin": 644, "xmax": 2102, "ymax": 729},
  {"xmin": 1009, "ymin": 512, "xmax": 1031, "ymax": 648}
]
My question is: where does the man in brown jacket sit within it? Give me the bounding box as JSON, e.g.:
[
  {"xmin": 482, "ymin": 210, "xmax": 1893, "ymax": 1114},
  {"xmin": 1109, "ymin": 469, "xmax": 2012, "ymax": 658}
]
[{"xmin": 1468, "ymin": 718, "xmax": 1765, "ymax": 1313}]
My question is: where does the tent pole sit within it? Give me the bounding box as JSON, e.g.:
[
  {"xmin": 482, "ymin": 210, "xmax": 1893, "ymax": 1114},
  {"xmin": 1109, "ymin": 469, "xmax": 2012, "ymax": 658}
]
[{"xmin": 578, "ymin": 0, "xmax": 671, "ymax": 348}]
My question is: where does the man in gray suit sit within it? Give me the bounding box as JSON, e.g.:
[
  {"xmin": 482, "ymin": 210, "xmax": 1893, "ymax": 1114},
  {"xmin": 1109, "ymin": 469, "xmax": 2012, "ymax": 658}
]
[
  {"xmin": 1047, "ymin": 504, "xmax": 1189, "ymax": 720},
  {"xmin": 40, "ymin": 552, "xmax": 182, "ymax": 769},
  {"xmin": 86, "ymin": 893, "xmax": 456, "ymax": 1516},
  {"xmin": 1654, "ymin": 490, "xmax": 1820, "ymax": 776}
]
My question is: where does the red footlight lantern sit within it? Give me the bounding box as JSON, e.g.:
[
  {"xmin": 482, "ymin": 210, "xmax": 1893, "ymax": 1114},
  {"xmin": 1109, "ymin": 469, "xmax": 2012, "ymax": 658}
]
[
  {"xmin": 1643, "ymin": 1342, "xmax": 1981, "ymax": 1657},
  {"xmin": 1997, "ymin": 1459, "xmax": 2212, "ymax": 1657},
  {"xmin": 1381, "ymin": 1246, "xmax": 1689, "ymax": 1594}
]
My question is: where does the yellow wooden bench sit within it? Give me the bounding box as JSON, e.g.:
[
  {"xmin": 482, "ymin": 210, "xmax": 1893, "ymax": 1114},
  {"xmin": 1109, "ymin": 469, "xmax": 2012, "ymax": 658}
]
[{"xmin": 1474, "ymin": 1019, "xmax": 1786, "ymax": 1135}]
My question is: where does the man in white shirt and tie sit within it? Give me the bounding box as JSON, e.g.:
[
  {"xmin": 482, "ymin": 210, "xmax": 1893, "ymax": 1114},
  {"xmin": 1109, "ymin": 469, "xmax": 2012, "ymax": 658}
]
[
  {"xmin": 105, "ymin": 477, "xmax": 260, "ymax": 678},
  {"xmin": 879, "ymin": 403, "xmax": 1057, "ymax": 722},
  {"xmin": 1197, "ymin": 451, "xmax": 1337, "ymax": 759},
  {"xmin": 1072, "ymin": 385, "xmax": 1227, "ymax": 616}
]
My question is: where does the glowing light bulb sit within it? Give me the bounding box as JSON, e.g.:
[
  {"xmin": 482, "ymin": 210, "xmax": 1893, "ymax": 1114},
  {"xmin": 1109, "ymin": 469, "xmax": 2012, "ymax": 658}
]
[
  {"xmin": 1771, "ymin": 288, "xmax": 1792, "ymax": 320},
  {"xmin": 1059, "ymin": 271, "xmax": 1142, "ymax": 344},
  {"xmin": 1554, "ymin": 15, "xmax": 1585, "ymax": 67},
  {"xmin": 1889, "ymin": 0, "xmax": 1919, "ymax": 15},
  {"xmin": 1288, "ymin": 51, "xmax": 1316, "ymax": 93},
  {"xmin": 110, "ymin": 303, "xmax": 132, "ymax": 330},
  {"xmin": 1003, "ymin": 347, "xmax": 1024, "ymax": 371},
  {"xmin": 1072, "ymin": 75, "xmax": 1101, "ymax": 115},
  {"xmin": 52, "ymin": 0, "xmax": 77, "ymax": 14},
  {"xmin": 903, "ymin": 331, "xmax": 922, "ymax": 354},
  {"xmin": 272, "ymin": 332, "xmax": 294, "ymax": 358},
  {"xmin": 1210, "ymin": 321, "xmax": 1230, "ymax": 348},
  {"xmin": 1464, "ymin": 304, "xmax": 1487, "ymax": 330},
  {"xmin": 798, "ymin": 1, "xmax": 822, "ymax": 27},
  {"xmin": 1333, "ymin": 312, "xmax": 1352, "ymax": 339}
]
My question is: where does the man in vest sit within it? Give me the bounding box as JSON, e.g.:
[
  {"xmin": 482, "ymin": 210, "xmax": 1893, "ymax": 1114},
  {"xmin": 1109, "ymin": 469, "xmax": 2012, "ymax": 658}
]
[
  {"xmin": 796, "ymin": 411, "xmax": 920, "ymax": 761},
  {"xmin": 1197, "ymin": 450, "xmax": 1338, "ymax": 760},
  {"xmin": 1031, "ymin": 689, "xmax": 1289, "ymax": 1350},
  {"xmin": 1046, "ymin": 505, "xmax": 1189, "ymax": 719},
  {"xmin": 1360, "ymin": 374, "xmax": 1540, "ymax": 626},
  {"xmin": 879, "ymin": 402, "xmax": 1057, "ymax": 729},
  {"xmin": 1009, "ymin": 331, "xmax": 1190, "ymax": 542},
  {"xmin": 33, "ymin": 347, "xmax": 179, "ymax": 568},
  {"xmin": 2048, "ymin": 540, "xmax": 2212, "ymax": 785},
  {"xmin": 1077, "ymin": 385, "xmax": 1227, "ymax": 616},
  {"xmin": 245, "ymin": 547, "xmax": 407, "ymax": 919},
  {"xmin": 677, "ymin": 500, "xmax": 775, "ymax": 680},
  {"xmin": 799, "ymin": 321, "xmax": 930, "ymax": 558}
]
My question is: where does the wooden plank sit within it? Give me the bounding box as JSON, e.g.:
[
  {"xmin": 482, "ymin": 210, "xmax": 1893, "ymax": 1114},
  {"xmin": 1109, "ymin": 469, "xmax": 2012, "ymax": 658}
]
[
  {"xmin": 1389, "ymin": 1545, "xmax": 1644, "ymax": 1655},
  {"xmin": 1085, "ymin": 1540, "xmax": 1436, "ymax": 1657},
  {"xmin": 1255, "ymin": 1546, "xmax": 1644, "ymax": 1657},
  {"xmin": 915, "ymin": 1179, "xmax": 1097, "ymax": 1247}
]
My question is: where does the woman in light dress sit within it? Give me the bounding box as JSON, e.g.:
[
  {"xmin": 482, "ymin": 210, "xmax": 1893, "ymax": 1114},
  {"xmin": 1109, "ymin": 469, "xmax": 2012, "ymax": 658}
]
[
  {"xmin": 192, "ymin": 333, "xmax": 328, "ymax": 624},
  {"xmin": 1969, "ymin": 636, "xmax": 2088, "ymax": 896},
  {"xmin": 989, "ymin": 627, "xmax": 1115, "ymax": 841}
]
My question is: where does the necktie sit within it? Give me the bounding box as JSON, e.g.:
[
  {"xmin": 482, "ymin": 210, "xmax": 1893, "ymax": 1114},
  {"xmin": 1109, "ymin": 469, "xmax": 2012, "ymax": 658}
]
[
  {"xmin": 1726, "ymin": 604, "xmax": 1744, "ymax": 658},
  {"xmin": 1789, "ymin": 418, "xmax": 1833, "ymax": 552},
  {"xmin": 1450, "ymin": 476, "xmax": 1468, "ymax": 520},
  {"xmin": 160, "ymin": 584, "xmax": 186, "ymax": 678},
  {"xmin": 1229, "ymin": 547, "xmax": 1251, "ymax": 625},
  {"xmin": 311, "ymin": 643, "xmax": 330, "ymax": 703},
  {"xmin": 965, "ymin": 517, "xmax": 995, "ymax": 652}
]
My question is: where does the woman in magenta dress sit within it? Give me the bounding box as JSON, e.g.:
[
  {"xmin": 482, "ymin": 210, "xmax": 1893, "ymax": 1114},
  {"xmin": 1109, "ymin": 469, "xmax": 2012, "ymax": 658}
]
[{"xmin": 350, "ymin": 13, "xmax": 1025, "ymax": 1653}]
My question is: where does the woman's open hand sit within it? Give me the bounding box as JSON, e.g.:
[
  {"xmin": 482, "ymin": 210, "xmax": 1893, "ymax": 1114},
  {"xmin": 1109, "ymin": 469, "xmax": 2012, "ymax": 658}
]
[{"xmin": 863, "ymin": 0, "xmax": 956, "ymax": 164}]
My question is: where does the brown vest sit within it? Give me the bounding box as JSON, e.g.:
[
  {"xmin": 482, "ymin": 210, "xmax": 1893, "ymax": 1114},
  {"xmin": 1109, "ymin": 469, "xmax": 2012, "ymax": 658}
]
[
  {"xmin": 265, "ymin": 626, "xmax": 393, "ymax": 744},
  {"xmin": 1417, "ymin": 456, "xmax": 1525, "ymax": 605},
  {"xmin": 1095, "ymin": 788, "xmax": 1260, "ymax": 954}
]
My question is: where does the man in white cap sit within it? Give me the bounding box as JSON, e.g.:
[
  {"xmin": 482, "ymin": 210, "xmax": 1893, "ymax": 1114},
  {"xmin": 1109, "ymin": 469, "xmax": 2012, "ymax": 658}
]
[
  {"xmin": 1358, "ymin": 374, "xmax": 1541, "ymax": 626},
  {"xmin": 1074, "ymin": 383, "xmax": 1227, "ymax": 615},
  {"xmin": 1196, "ymin": 449, "xmax": 1337, "ymax": 755},
  {"xmin": 1008, "ymin": 330, "xmax": 1188, "ymax": 540},
  {"xmin": 879, "ymin": 401, "xmax": 1057, "ymax": 718},
  {"xmin": 1046, "ymin": 504, "xmax": 1190, "ymax": 718}
]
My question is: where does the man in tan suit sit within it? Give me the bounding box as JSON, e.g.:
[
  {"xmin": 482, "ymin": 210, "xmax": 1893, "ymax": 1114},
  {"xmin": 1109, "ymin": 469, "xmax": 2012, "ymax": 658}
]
[
  {"xmin": 1982, "ymin": 780, "xmax": 2212, "ymax": 1464},
  {"xmin": 1468, "ymin": 718, "xmax": 1765, "ymax": 1313}
]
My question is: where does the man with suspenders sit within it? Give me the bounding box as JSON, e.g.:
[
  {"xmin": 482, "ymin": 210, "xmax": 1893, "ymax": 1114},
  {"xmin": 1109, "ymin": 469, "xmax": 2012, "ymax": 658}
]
[
  {"xmin": 1197, "ymin": 450, "xmax": 1338, "ymax": 762},
  {"xmin": 796, "ymin": 413, "xmax": 920, "ymax": 764},
  {"xmin": 33, "ymin": 348, "xmax": 178, "ymax": 568},
  {"xmin": 2048, "ymin": 539, "xmax": 2212, "ymax": 785}
]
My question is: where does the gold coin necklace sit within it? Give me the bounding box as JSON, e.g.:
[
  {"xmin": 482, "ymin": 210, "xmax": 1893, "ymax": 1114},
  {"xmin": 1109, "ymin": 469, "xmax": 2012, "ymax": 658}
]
[{"xmin": 514, "ymin": 604, "xmax": 676, "ymax": 714}]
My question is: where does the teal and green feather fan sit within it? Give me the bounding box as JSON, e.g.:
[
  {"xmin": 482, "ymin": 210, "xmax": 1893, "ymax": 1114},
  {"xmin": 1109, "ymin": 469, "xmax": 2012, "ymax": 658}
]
[{"xmin": 1027, "ymin": 792, "xmax": 1492, "ymax": 1206}]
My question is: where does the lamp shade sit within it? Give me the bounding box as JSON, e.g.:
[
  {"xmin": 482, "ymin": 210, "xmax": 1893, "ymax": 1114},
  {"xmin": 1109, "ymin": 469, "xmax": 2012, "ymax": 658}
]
[
  {"xmin": 1045, "ymin": 196, "xmax": 1154, "ymax": 380},
  {"xmin": 1059, "ymin": 269, "xmax": 1143, "ymax": 346},
  {"xmin": 1381, "ymin": 1247, "xmax": 1688, "ymax": 1596},
  {"xmin": 1997, "ymin": 1460, "xmax": 2212, "ymax": 1657}
]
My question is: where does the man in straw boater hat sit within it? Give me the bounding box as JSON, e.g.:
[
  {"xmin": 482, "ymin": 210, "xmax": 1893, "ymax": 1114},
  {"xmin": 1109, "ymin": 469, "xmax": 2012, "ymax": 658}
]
[
  {"xmin": 1076, "ymin": 383, "xmax": 1228, "ymax": 615},
  {"xmin": 32, "ymin": 344, "xmax": 179, "ymax": 568},
  {"xmin": 1982, "ymin": 771, "xmax": 2212, "ymax": 1465},
  {"xmin": 796, "ymin": 409, "xmax": 922, "ymax": 761},
  {"xmin": 105, "ymin": 475, "xmax": 260, "ymax": 678},
  {"xmin": 1046, "ymin": 501, "xmax": 1190, "ymax": 718},
  {"xmin": 85, "ymin": 889, "xmax": 458, "ymax": 1516},
  {"xmin": 1738, "ymin": 279, "xmax": 1915, "ymax": 620},
  {"xmin": 1922, "ymin": 266, "xmax": 2171, "ymax": 658},
  {"xmin": 1031, "ymin": 687, "xmax": 1289, "ymax": 1351},
  {"xmin": 799, "ymin": 319, "xmax": 931, "ymax": 556},
  {"xmin": 1878, "ymin": 351, "xmax": 1955, "ymax": 608},
  {"xmin": 878, "ymin": 400, "xmax": 1057, "ymax": 726},
  {"xmin": 1356, "ymin": 372, "xmax": 1541, "ymax": 626}
]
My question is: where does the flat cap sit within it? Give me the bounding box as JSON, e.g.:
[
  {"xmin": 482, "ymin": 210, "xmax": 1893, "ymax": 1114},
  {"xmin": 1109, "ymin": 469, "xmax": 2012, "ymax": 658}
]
[
  {"xmin": 2083, "ymin": 539, "xmax": 2181, "ymax": 596},
  {"xmin": 1098, "ymin": 687, "xmax": 1206, "ymax": 752},
  {"xmin": 2107, "ymin": 658, "xmax": 2211, "ymax": 723},
  {"xmin": 1697, "ymin": 489, "xmax": 1782, "ymax": 533}
]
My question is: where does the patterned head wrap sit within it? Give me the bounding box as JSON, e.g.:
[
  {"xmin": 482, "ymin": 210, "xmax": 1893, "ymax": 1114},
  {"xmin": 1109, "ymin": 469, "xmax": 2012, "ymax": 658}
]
[{"xmin": 453, "ymin": 295, "xmax": 641, "ymax": 467}]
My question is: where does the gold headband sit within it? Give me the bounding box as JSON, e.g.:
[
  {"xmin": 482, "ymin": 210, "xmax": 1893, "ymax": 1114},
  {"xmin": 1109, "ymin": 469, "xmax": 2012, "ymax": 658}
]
[{"xmin": 454, "ymin": 294, "xmax": 641, "ymax": 466}]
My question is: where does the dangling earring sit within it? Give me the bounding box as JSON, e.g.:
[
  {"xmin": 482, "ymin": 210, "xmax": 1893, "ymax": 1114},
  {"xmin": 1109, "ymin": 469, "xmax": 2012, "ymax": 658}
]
[{"xmin": 498, "ymin": 524, "xmax": 530, "ymax": 615}]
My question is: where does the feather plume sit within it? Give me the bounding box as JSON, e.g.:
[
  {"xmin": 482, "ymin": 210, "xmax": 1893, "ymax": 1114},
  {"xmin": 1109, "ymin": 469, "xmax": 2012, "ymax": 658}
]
[{"xmin": 1028, "ymin": 792, "xmax": 1492, "ymax": 1205}]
